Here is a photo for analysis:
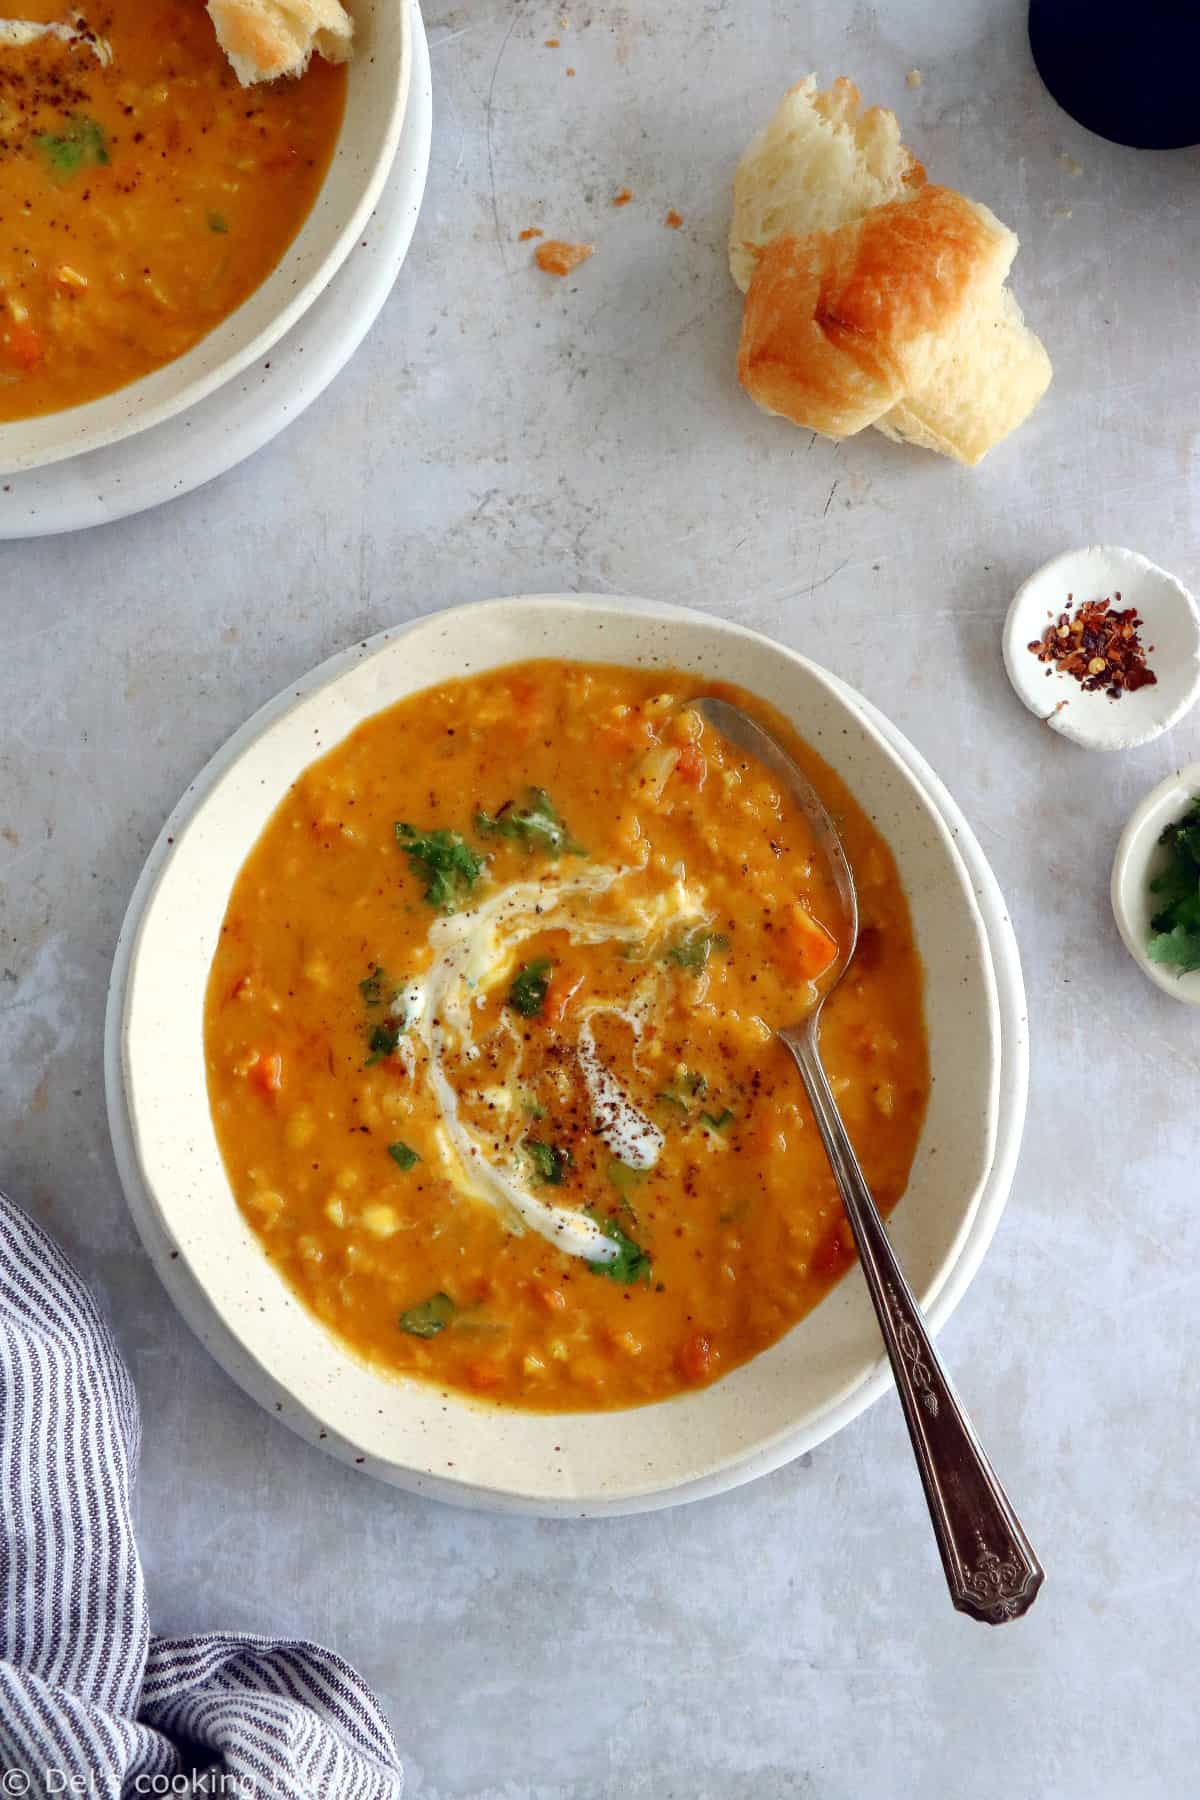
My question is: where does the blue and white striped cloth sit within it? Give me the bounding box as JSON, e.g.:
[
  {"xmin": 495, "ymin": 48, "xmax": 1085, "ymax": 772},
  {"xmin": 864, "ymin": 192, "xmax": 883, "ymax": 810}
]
[{"xmin": 0, "ymin": 1190, "xmax": 404, "ymax": 1798}]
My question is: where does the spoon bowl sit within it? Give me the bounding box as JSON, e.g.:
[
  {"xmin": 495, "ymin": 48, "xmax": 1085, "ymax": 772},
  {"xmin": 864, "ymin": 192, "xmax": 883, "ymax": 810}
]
[{"xmin": 696, "ymin": 697, "xmax": 1044, "ymax": 1625}]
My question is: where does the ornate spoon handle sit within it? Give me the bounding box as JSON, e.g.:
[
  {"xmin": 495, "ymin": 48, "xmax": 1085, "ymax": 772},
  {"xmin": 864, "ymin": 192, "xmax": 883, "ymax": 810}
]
[{"xmin": 784, "ymin": 1022, "xmax": 1044, "ymax": 1624}]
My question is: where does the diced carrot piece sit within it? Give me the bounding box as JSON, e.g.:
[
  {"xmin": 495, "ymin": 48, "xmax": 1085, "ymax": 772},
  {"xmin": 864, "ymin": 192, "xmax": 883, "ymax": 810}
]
[
  {"xmin": 4, "ymin": 322, "xmax": 44, "ymax": 371},
  {"xmin": 248, "ymin": 1052, "xmax": 283, "ymax": 1095},
  {"xmin": 674, "ymin": 743, "xmax": 707, "ymax": 788},
  {"xmin": 677, "ymin": 1331, "xmax": 713, "ymax": 1384},
  {"xmin": 776, "ymin": 902, "xmax": 839, "ymax": 983},
  {"xmin": 466, "ymin": 1361, "xmax": 504, "ymax": 1392}
]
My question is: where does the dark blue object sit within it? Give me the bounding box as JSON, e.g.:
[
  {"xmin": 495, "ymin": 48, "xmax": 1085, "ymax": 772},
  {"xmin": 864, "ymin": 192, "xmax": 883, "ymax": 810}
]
[{"xmin": 1029, "ymin": 0, "xmax": 1200, "ymax": 148}]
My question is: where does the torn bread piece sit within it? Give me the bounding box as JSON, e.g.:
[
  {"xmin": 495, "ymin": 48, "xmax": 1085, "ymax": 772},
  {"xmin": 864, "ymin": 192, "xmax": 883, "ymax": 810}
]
[
  {"xmin": 731, "ymin": 76, "xmax": 1051, "ymax": 464},
  {"xmin": 729, "ymin": 75, "xmax": 925, "ymax": 293},
  {"xmin": 207, "ymin": 0, "xmax": 353, "ymax": 87}
]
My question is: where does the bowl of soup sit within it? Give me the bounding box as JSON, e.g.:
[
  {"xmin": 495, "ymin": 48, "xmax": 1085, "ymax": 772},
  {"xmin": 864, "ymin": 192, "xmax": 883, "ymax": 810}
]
[
  {"xmin": 0, "ymin": 0, "xmax": 409, "ymax": 474},
  {"xmin": 110, "ymin": 596, "xmax": 1018, "ymax": 1512}
]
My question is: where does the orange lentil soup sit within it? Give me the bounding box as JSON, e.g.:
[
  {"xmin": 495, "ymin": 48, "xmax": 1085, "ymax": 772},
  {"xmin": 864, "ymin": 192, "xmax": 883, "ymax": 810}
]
[
  {"xmin": 0, "ymin": 0, "xmax": 346, "ymax": 420},
  {"xmin": 205, "ymin": 662, "xmax": 930, "ymax": 1412}
]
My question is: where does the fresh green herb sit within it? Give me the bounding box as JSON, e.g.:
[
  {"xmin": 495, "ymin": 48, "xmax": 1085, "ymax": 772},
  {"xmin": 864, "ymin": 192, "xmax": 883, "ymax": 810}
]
[
  {"xmin": 359, "ymin": 966, "xmax": 388, "ymax": 1006},
  {"xmin": 606, "ymin": 1159, "xmax": 646, "ymax": 1216},
  {"xmin": 664, "ymin": 929, "xmax": 730, "ymax": 970},
  {"xmin": 387, "ymin": 1140, "xmax": 420, "ymax": 1171},
  {"xmin": 699, "ymin": 1108, "xmax": 734, "ymax": 1132},
  {"xmin": 36, "ymin": 115, "xmax": 108, "ymax": 181},
  {"xmin": 398, "ymin": 1292, "xmax": 455, "ymax": 1338},
  {"xmin": 523, "ymin": 1139, "xmax": 570, "ymax": 1185},
  {"xmin": 523, "ymin": 1097, "xmax": 547, "ymax": 1120},
  {"xmin": 364, "ymin": 1022, "xmax": 401, "ymax": 1066},
  {"xmin": 508, "ymin": 958, "xmax": 552, "ymax": 1018},
  {"xmin": 657, "ymin": 1069, "xmax": 708, "ymax": 1113},
  {"xmin": 587, "ymin": 1211, "xmax": 652, "ymax": 1285},
  {"xmin": 395, "ymin": 822, "xmax": 484, "ymax": 912},
  {"xmin": 208, "ymin": 211, "xmax": 230, "ymax": 233},
  {"xmin": 1147, "ymin": 798, "xmax": 1200, "ymax": 974},
  {"xmin": 475, "ymin": 788, "xmax": 585, "ymax": 857}
]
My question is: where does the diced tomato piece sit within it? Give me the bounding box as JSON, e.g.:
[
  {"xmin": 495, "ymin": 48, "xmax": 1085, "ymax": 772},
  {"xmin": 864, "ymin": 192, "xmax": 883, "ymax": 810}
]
[
  {"xmin": 3, "ymin": 322, "xmax": 44, "ymax": 371},
  {"xmin": 248, "ymin": 1052, "xmax": 283, "ymax": 1096},
  {"xmin": 674, "ymin": 743, "xmax": 707, "ymax": 788},
  {"xmin": 677, "ymin": 1331, "xmax": 713, "ymax": 1384},
  {"xmin": 775, "ymin": 902, "xmax": 839, "ymax": 984}
]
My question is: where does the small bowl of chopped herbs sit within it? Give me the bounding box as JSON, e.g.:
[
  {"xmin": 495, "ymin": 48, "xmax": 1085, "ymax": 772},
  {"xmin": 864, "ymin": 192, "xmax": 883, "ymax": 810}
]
[{"xmin": 1112, "ymin": 765, "xmax": 1200, "ymax": 1003}]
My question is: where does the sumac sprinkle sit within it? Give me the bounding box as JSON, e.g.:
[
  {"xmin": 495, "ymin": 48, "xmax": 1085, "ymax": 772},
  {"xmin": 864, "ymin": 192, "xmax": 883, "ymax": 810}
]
[{"xmin": 1027, "ymin": 591, "xmax": 1157, "ymax": 700}]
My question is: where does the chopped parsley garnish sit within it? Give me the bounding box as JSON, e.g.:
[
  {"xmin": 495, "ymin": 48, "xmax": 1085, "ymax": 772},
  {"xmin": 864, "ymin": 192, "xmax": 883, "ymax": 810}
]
[
  {"xmin": 664, "ymin": 929, "xmax": 729, "ymax": 969},
  {"xmin": 395, "ymin": 823, "xmax": 484, "ymax": 913},
  {"xmin": 475, "ymin": 788, "xmax": 585, "ymax": 857},
  {"xmin": 658, "ymin": 1069, "xmax": 708, "ymax": 1112},
  {"xmin": 36, "ymin": 115, "xmax": 108, "ymax": 181},
  {"xmin": 699, "ymin": 1108, "xmax": 734, "ymax": 1132},
  {"xmin": 587, "ymin": 1211, "xmax": 652, "ymax": 1285},
  {"xmin": 1147, "ymin": 798, "xmax": 1200, "ymax": 975},
  {"xmin": 398, "ymin": 1293, "xmax": 455, "ymax": 1337},
  {"xmin": 523, "ymin": 1138, "xmax": 570, "ymax": 1185},
  {"xmin": 364, "ymin": 1022, "xmax": 401, "ymax": 1066},
  {"xmin": 208, "ymin": 211, "xmax": 230, "ymax": 233},
  {"xmin": 387, "ymin": 1140, "xmax": 420, "ymax": 1171},
  {"xmin": 508, "ymin": 958, "xmax": 552, "ymax": 1018}
]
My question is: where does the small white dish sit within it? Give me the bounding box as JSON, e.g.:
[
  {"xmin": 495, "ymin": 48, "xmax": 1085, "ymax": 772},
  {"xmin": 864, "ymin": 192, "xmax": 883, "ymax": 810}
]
[
  {"xmin": 1111, "ymin": 763, "xmax": 1200, "ymax": 1006},
  {"xmin": 1002, "ymin": 546, "xmax": 1200, "ymax": 751},
  {"xmin": 0, "ymin": 0, "xmax": 432, "ymax": 539},
  {"xmin": 105, "ymin": 597, "xmax": 1026, "ymax": 1515},
  {"xmin": 0, "ymin": 0, "xmax": 410, "ymax": 477}
]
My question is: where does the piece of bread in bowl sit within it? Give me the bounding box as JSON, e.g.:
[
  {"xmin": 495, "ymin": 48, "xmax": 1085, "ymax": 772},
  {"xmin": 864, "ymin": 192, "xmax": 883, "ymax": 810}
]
[{"xmin": 207, "ymin": 0, "xmax": 353, "ymax": 87}]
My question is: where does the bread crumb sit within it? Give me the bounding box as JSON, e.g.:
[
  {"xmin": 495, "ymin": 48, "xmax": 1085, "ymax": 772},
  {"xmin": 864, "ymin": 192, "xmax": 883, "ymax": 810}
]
[
  {"xmin": 664, "ymin": 209, "xmax": 684, "ymax": 229},
  {"xmin": 544, "ymin": 37, "xmax": 560, "ymax": 47},
  {"xmin": 905, "ymin": 68, "xmax": 922, "ymax": 87},
  {"xmin": 535, "ymin": 239, "xmax": 594, "ymax": 276},
  {"xmin": 1060, "ymin": 153, "xmax": 1084, "ymax": 176},
  {"xmin": 1052, "ymin": 205, "xmax": 1072, "ymax": 219},
  {"xmin": 518, "ymin": 227, "xmax": 544, "ymax": 241},
  {"xmin": 612, "ymin": 187, "xmax": 633, "ymax": 206}
]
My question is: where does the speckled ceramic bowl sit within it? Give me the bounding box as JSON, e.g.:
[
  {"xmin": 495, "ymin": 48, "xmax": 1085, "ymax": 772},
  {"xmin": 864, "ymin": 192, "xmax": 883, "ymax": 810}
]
[
  {"xmin": 0, "ymin": 0, "xmax": 410, "ymax": 478},
  {"xmin": 106, "ymin": 596, "xmax": 1023, "ymax": 1514}
]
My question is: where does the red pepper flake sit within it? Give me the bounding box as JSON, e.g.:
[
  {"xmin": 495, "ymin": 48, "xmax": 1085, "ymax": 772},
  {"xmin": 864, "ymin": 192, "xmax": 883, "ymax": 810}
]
[
  {"xmin": 665, "ymin": 209, "xmax": 684, "ymax": 229},
  {"xmin": 534, "ymin": 239, "xmax": 593, "ymax": 276},
  {"xmin": 612, "ymin": 187, "xmax": 633, "ymax": 206},
  {"xmin": 1027, "ymin": 590, "xmax": 1157, "ymax": 700},
  {"xmin": 517, "ymin": 226, "xmax": 544, "ymax": 241}
]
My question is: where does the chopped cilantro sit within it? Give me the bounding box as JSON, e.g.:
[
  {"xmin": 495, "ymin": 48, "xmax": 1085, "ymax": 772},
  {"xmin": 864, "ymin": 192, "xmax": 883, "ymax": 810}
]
[
  {"xmin": 523, "ymin": 1139, "xmax": 570, "ymax": 1185},
  {"xmin": 395, "ymin": 822, "xmax": 484, "ymax": 912},
  {"xmin": 36, "ymin": 115, "xmax": 108, "ymax": 181},
  {"xmin": 1147, "ymin": 799, "xmax": 1200, "ymax": 975},
  {"xmin": 523, "ymin": 1097, "xmax": 547, "ymax": 1120},
  {"xmin": 398, "ymin": 1292, "xmax": 455, "ymax": 1338},
  {"xmin": 475, "ymin": 788, "xmax": 585, "ymax": 857},
  {"xmin": 587, "ymin": 1211, "xmax": 652, "ymax": 1285},
  {"xmin": 208, "ymin": 211, "xmax": 229, "ymax": 233},
  {"xmin": 657, "ymin": 1069, "xmax": 708, "ymax": 1112},
  {"xmin": 508, "ymin": 958, "xmax": 552, "ymax": 1018},
  {"xmin": 699, "ymin": 1108, "xmax": 734, "ymax": 1132},
  {"xmin": 387, "ymin": 1140, "xmax": 420, "ymax": 1171},
  {"xmin": 364, "ymin": 1021, "xmax": 401, "ymax": 1066},
  {"xmin": 664, "ymin": 929, "xmax": 729, "ymax": 969}
]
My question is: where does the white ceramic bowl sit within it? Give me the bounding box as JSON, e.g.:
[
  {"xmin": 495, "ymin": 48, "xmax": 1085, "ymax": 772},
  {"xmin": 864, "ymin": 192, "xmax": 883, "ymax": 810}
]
[
  {"xmin": 1002, "ymin": 546, "xmax": 1200, "ymax": 751},
  {"xmin": 1111, "ymin": 763, "xmax": 1200, "ymax": 1005},
  {"xmin": 0, "ymin": 0, "xmax": 410, "ymax": 477},
  {"xmin": 107, "ymin": 596, "xmax": 1022, "ymax": 1514}
]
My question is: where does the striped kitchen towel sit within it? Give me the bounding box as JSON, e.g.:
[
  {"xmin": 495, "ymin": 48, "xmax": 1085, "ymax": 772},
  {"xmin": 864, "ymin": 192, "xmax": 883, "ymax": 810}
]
[{"xmin": 0, "ymin": 1190, "xmax": 404, "ymax": 1799}]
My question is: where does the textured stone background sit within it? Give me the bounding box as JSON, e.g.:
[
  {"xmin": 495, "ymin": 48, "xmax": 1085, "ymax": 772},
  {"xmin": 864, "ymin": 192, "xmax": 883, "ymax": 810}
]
[{"xmin": 2, "ymin": 1, "xmax": 1198, "ymax": 1794}]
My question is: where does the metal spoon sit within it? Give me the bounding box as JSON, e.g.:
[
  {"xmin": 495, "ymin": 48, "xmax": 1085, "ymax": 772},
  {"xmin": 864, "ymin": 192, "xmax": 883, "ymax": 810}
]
[{"xmin": 696, "ymin": 698, "xmax": 1043, "ymax": 1625}]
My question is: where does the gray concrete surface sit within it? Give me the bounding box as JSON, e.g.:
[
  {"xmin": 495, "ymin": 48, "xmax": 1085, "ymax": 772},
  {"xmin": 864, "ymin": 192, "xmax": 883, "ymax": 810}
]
[{"xmin": 2, "ymin": 2, "xmax": 1198, "ymax": 1794}]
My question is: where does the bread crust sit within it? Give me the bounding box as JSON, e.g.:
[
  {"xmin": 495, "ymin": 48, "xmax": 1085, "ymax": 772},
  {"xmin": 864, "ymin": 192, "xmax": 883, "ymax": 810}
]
[{"xmin": 738, "ymin": 187, "xmax": 1014, "ymax": 440}]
